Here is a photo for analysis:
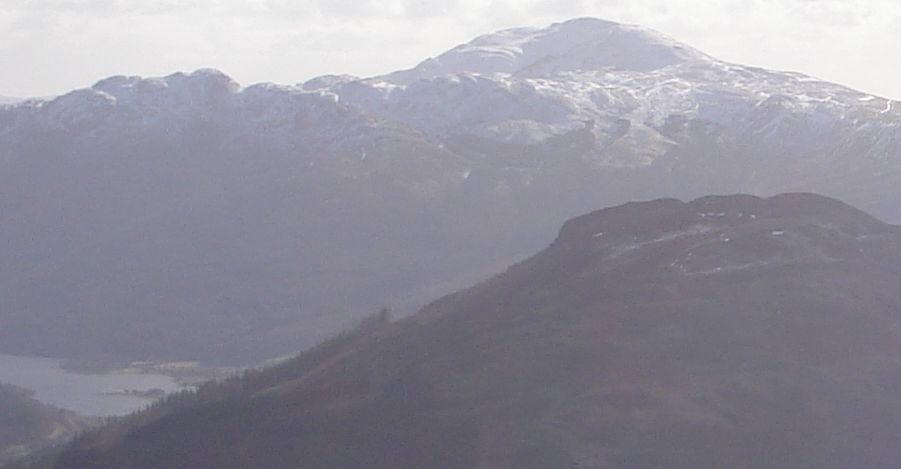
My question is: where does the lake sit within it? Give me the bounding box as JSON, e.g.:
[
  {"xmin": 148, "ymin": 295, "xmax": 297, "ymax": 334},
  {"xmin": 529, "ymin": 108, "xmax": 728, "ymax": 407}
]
[{"xmin": 0, "ymin": 354, "xmax": 185, "ymax": 417}]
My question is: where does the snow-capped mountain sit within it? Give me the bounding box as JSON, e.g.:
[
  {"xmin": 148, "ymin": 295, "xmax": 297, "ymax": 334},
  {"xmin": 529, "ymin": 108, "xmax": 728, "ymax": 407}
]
[
  {"xmin": 324, "ymin": 18, "xmax": 899, "ymax": 169},
  {"xmin": 0, "ymin": 18, "xmax": 899, "ymax": 365},
  {"xmin": 384, "ymin": 18, "xmax": 714, "ymax": 83},
  {"xmin": 317, "ymin": 18, "xmax": 900, "ymax": 220},
  {"xmin": 0, "ymin": 69, "xmax": 475, "ymax": 364}
]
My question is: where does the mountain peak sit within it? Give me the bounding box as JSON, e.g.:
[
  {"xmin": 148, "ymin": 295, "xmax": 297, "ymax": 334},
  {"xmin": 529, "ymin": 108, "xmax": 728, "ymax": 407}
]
[
  {"xmin": 91, "ymin": 68, "xmax": 240, "ymax": 101},
  {"xmin": 385, "ymin": 17, "xmax": 712, "ymax": 84}
]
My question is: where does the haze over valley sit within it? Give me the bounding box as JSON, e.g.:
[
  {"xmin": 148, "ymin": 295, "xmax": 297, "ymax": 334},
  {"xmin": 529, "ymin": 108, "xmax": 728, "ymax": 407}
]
[
  {"xmin": 1, "ymin": 18, "xmax": 899, "ymax": 367},
  {"xmin": 1, "ymin": 12, "xmax": 900, "ymax": 469}
]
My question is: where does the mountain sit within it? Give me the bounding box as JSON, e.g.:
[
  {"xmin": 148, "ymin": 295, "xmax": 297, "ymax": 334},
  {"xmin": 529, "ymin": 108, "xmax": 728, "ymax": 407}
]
[
  {"xmin": 326, "ymin": 19, "xmax": 900, "ymax": 208},
  {"xmin": 1, "ymin": 18, "xmax": 900, "ymax": 365},
  {"xmin": 384, "ymin": 18, "xmax": 714, "ymax": 83},
  {"xmin": 0, "ymin": 97, "xmax": 24, "ymax": 106},
  {"xmin": 0, "ymin": 384, "xmax": 86, "ymax": 466},
  {"xmin": 0, "ymin": 70, "xmax": 480, "ymax": 364},
  {"xmin": 39, "ymin": 193, "xmax": 901, "ymax": 469}
]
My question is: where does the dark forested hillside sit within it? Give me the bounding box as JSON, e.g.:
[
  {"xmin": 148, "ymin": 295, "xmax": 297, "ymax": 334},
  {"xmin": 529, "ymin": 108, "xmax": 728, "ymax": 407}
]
[
  {"xmin": 0, "ymin": 384, "xmax": 86, "ymax": 466},
  {"xmin": 41, "ymin": 194, "xmax": 901, "ymax": 469}
]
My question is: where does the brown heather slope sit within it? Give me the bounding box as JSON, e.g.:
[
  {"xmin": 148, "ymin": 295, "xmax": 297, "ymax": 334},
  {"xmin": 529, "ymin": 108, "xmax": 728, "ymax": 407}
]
[{"xmin": 44, "ymin": 193, "xmax": 901, "ymax": 469}]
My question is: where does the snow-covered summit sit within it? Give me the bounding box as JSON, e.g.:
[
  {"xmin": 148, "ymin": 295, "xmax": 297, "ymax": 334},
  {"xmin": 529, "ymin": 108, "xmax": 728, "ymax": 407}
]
[
  {"xmin": 302, "ymin": 74, "xmax": 360, "ymax": 92},
  {"xmin": 385, "ymin": 17, "xmax": 713, "ymax": 84},
  {"xmin": 89, "ymin": 69, "xmax": 241, "ymax": 109}
]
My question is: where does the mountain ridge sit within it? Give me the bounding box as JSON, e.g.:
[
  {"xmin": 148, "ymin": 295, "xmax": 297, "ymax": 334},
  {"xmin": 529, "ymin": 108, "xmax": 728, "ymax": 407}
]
[{"xmin": 0, "ymin": 18, "xmax": 900, "ymax": 365}]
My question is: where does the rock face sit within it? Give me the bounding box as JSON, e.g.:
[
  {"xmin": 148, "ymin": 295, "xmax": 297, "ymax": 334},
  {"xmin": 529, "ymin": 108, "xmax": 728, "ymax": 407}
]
[
  {"xmin": 1, "ymin": 18, "xmax": 900, "ymax": 364},
  {"xmin": 48, "ymin": 194, "xmax": 901, "ymax": 469}
]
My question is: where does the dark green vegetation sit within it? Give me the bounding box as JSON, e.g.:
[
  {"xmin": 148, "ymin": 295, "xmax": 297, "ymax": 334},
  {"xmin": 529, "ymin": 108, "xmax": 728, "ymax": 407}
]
[
  {"xmin": 0, "ymin": 384, "xmax": 86, "ymax": 465},
  {"xmin": 31, "ymin": 194, "xmax": 901, "ymax": 468}
]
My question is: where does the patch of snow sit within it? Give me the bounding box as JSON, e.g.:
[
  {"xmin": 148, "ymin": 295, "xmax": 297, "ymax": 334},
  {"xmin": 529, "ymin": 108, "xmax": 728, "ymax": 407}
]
[
  {"xmin": 607, "ymin": 224, "xmax": 719, "ymax": 259},
  {"xmin": 384, "ymin": 18, "xmax": 713, "ymax": 85},
  {"xmin": 688, "ymin": 259, "xmax": 783, "ymax": 276}
]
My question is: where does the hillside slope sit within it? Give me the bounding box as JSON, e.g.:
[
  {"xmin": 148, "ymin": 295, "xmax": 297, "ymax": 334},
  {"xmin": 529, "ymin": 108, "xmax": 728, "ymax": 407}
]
[
  {"xmin": 46, "ymin": 194, "xmax": 901, "ymax": 469},
  {"xmin": 0, "ymin": 384, "xmax": 86, "ymax": 466}
]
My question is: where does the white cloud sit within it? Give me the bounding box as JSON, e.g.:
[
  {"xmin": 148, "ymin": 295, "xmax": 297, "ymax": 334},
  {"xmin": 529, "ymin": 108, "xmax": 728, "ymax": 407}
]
[{"xmin": 0, "ymin": 0, "xmax": 899, "ymax": 99}]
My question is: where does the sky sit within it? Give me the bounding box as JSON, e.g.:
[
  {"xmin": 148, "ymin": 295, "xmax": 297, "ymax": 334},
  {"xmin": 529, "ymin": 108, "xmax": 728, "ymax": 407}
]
[{"xmin": 1, "ymin": 0, "xmax": 900, "ymax": 99}]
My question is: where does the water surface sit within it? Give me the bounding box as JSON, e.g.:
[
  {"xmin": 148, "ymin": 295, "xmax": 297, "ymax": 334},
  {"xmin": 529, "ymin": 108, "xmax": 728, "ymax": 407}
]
[{"xmin": 0, "ymin": 354, "xmax": 184, "ymax": 417}]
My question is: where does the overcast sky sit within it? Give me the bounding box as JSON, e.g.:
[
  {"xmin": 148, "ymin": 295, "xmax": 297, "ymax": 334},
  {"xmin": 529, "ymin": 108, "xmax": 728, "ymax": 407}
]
[{"xmin": 2, "ymin": 0, "xmax": 900, "ymax": 99}]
